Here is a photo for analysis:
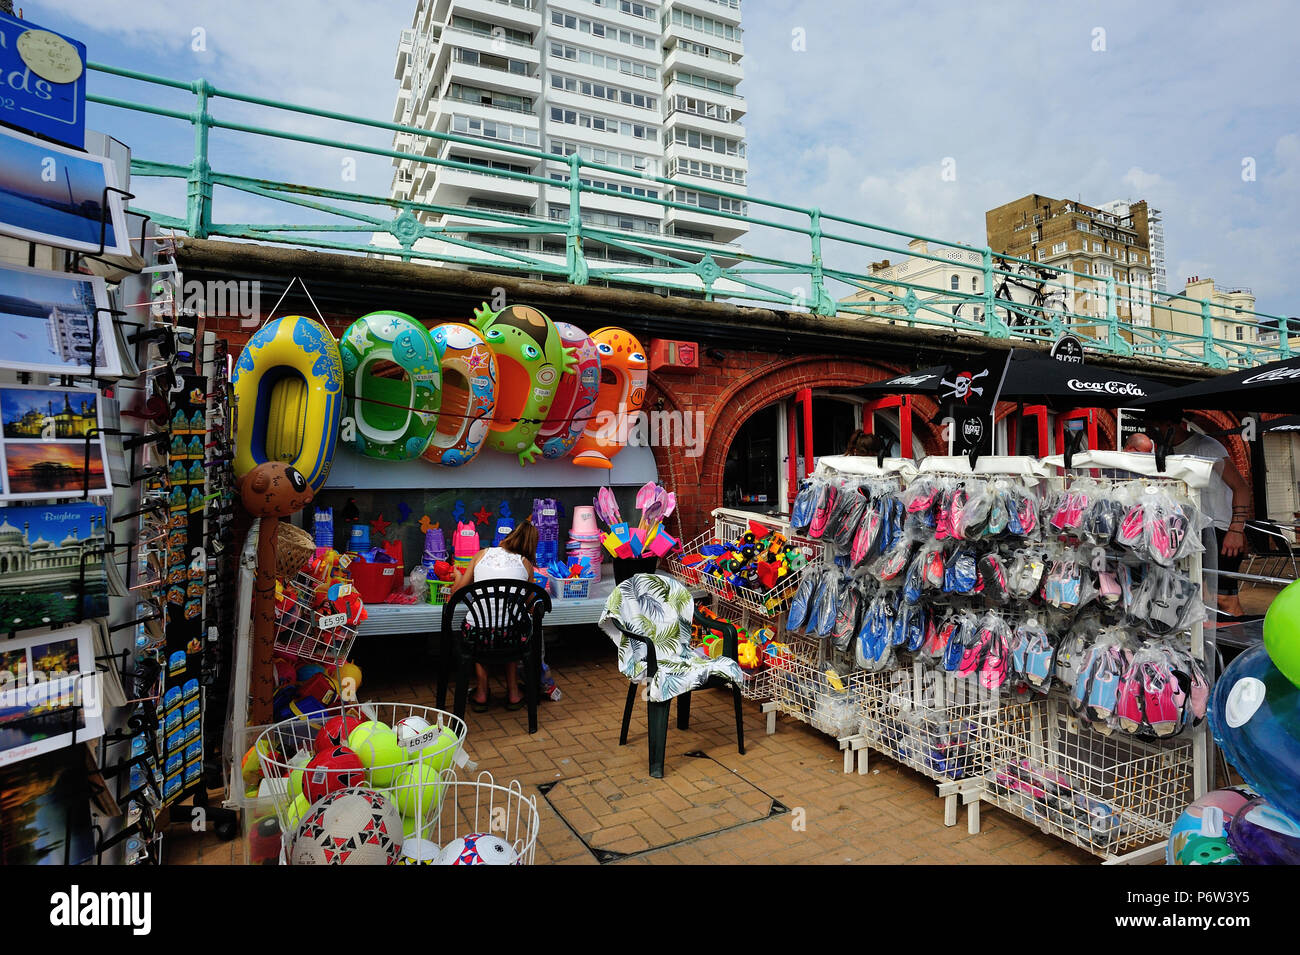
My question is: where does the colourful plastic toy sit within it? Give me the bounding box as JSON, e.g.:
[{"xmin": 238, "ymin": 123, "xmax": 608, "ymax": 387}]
[
  {"xmin": 423, "ymin": 322, "xmax": 497, "ymax": 468},
  {"xmin": 472, "ymin": 303, "xmax": 576, "ymax": 465},
  {"xmin": 339, "ymin": 311, "xmax": 441, "ymax": 460}
]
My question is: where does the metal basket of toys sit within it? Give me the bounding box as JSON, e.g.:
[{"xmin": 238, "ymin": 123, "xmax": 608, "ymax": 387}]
[
  {"xmin": 250, "ymin": 701, "xmax": 467, "ymax": 865},
  {"xmin": 402, "ymin": 770, "xmax": 541, "ymax": 865},
  {"xmin": 273, "ymin": 568, "xmax": 362, "ymax": 667}
]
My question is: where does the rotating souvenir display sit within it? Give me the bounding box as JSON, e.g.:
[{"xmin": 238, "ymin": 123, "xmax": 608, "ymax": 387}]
[{"xmin": 339, "ymin": 311, "xmax": 441, "ymax": 461}]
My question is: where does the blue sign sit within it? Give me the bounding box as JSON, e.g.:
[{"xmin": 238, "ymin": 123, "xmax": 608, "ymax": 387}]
[{"xmin": 0, "ymin": 13, "xmax": 86, "ymax": 149}]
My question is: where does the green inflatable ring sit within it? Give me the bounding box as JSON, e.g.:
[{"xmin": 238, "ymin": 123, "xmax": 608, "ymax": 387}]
[{"xmin": 340, "ymin": 311, "xmax": 442, "ymax": 460}]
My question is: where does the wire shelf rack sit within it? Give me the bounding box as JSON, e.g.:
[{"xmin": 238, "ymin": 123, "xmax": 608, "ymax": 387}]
[
  {"xmin": 273, "ymin": 569, "xmax": 360, "ymax": 666},
  {"xmin": 860, "ymin": 666, "xmax": 992, "ymax": 782},
  {"xmin": 661, "ymin": 510, "xmax": 824, "ymax": 619},
  {"xmin": 974, "ymin": 696, "xmax": 1194, "ymax": 858},
  {"xmin": 768, "ymin": 645, "xmax": 870, "ymax": 738}
]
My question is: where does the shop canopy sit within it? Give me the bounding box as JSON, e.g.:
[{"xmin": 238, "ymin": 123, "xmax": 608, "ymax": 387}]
[
  {"xmin": 1136, "ymin": 355, "xmax": 1300, "ymax": 416},
  {"xmin": 1262, "ymin": 414, "xmax": 1300, "ymax": 433},
  {"xmin": 854, "ymin": 351, "xmax": 1166, "ymax": 409}
]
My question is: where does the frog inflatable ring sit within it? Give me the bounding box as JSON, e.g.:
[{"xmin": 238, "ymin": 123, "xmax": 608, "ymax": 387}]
[
  {"xmin": 340, "ymin": 311, "xmax": 442, "ymax": 460},
  {"xmin": 472, "ymin": 302, "xmax": 575, "ymax": 466}
]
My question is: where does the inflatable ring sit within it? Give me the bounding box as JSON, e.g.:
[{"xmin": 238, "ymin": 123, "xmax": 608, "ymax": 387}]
[
  {"xmin": 340, "ymin": 311, "xmax": 441, "ymax": 461},
  {"xmin": 232, "ymin": 315, "xmax": 343, "ymax": 492},
  {"xmin": 569, "ymin": 327, "xmax": 647, "ymax": 469},
  {"xmin": 423, "ymin": 322, "xmax": 497, "ymax": 468},
  {"xmin": 472, "ymin": 303, "xmax": 575, "ymax": 466},
  {"xmin": 540, "ymin": 322, "xmax": 601, "ymax": 460}
]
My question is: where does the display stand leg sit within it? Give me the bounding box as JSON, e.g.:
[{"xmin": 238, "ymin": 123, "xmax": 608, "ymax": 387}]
[
  {"xmin": 761, "ymin": 701, "xmax": 778, "ymax": 735},
  {"xmin": 940, "ymin": 783, "xmax": 959, "ymax": 827}
]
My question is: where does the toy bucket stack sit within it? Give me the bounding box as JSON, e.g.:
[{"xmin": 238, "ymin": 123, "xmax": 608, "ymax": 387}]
[
  {"xmin": 533, "ymin": 498, "xmax": 560, "ymax": 566},
  {"xmin": 567, "ymin": 505, "xmax": 603, "ymax": 576}
]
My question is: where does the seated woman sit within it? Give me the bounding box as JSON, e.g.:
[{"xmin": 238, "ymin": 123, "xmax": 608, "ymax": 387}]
[{"xmin": 448, "ymin": 517, "xmax": 539, "ymax": 712}]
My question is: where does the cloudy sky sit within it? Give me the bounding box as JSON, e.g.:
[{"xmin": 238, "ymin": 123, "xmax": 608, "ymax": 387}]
[{"xmin": 37, "ymin": 0, "xmax": 1300, "ymax": 317}]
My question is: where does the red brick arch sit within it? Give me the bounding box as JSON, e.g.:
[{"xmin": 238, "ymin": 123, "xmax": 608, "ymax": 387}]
[{"xmin": 657, "ymin": 355, "xmax": 944, "ymax": 538}]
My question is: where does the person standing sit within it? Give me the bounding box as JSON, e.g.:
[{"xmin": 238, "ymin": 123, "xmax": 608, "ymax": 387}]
[{"xmin": 1145, "ymin": 416, "xmax": 1252, "ymax": 617}]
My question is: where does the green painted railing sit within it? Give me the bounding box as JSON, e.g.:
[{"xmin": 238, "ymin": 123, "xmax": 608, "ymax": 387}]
[{"xmin": 86, "ymin": 62, "xmax": 1292, "ymax": 369}]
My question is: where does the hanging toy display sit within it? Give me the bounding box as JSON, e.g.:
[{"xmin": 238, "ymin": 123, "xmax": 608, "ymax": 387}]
[
  {"xmin": 423, "ymin": 321, "xmax": 497, "ymax": 468},
  {"xmin": 339, "ymin": 311, "xmax": 442, "ymax": 460},
  {"xmin": 472, "ymin": 302, "xmax": 576, "ymax": 466},
  {"xmin": 232, "ymin": 314, "xmax": 343, "ymax": 492},
  {"xmin": 239, "ymin": 461, "xmax": 315, "ymax": 724},
  {"xmin": 568, "ymin": 327, "xmax": 647, "ymax": 470},
  {"xmin": 539, "ymin": 321, "xmax": 601, "ymax": 460}
]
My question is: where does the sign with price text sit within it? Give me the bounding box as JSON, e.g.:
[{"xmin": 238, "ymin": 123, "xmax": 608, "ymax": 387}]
[{"xmin": 0, "ymin": 12, "xmax": 85, "ymax": 149}]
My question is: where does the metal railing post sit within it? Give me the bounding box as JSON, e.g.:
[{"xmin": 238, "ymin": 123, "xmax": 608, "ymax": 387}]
[
  {"xmin": 1105, "ymin": 276, "xmax": 1130, "ymax": 354},
  {"xmin": 565, "ymin": 152, "xmax": 588, "ymax": 285},
  {"xmin": 982, "ymin": 249, "xmax": 1006, "ymax": 336},
  {"xmin": 1202, "ymin": 299, "xmax": 1226, "ymax": 368},
  {"xmin": 808, "ymin": 208, "xmax": 835, "ymax": 315},
  {"xmin": 187, "ymin": 79, "xmax": 213, "ymax": 238}
]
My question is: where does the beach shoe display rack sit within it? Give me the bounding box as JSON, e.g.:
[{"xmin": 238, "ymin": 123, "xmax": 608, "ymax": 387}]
[
  {"xmin": 778, "ymin": 456, "xmax": 1209, "ymax": 864},
  {"xmin": 974, "ymin": 694, "xmax": 1194, "ymax": 859}
]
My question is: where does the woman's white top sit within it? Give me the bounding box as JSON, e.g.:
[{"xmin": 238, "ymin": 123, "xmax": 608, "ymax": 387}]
[{"xmin": 473, "ymin": 547, "xmax": 529, "ymax": 583}]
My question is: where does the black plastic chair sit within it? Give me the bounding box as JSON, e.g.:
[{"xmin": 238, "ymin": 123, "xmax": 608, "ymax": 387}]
[
  {"xmin": 435, "ymin": 580, "xmax": 551, "ymax": 734},
  {"xmin": 614, "ymin": 607, "xmax": 745, "ymax": 778}
]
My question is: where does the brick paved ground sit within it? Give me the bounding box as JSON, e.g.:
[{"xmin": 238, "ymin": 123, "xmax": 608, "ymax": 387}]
[{"xmin": 168, "ymin": 628, "xmax": 1096, "ymax": 865}]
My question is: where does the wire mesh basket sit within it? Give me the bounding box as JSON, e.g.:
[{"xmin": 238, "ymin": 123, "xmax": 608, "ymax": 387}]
[
  {"xmin": 408, "ymin": 770, "xmax": 541, "ymax": 865},
  {"xmin": 662, "ymin": 521, "xmax": 824, "ymax": 619},
  {"xmin": 859, "ymin": 666, "xmax": 996, "ymax": 782},
  {"xmin": 273, "ymin": 569, "xmax": 360, "ymax": 666},
  {"xmin": 974, "ymin": 696, "xmax": 1194, "ymax": 858},
  {"xmin": 253, "ymin": 701, "xmax": 467, "ymax": 862},
  {"xmin": 768, "ymin": 646, "xmax": 869, "ymax": 737}
]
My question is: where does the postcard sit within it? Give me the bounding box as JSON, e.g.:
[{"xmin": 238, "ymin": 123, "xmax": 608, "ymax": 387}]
[
  {"xmin": 0, "ymin": 261, "xmax": 120, "ymax": 376},
  {"xmin": 0, "ymin": 381, "xmax": 111, "ymax": 501},
  {"xmin": 0, "ymin": 746, "xmax": 95, "ymax": 864},
  {"xmin": 0, "ymin": 124, "xmax": 130, "ymax": 257},
  {"xmin": 0, "ymin": 623, "xmax": 103, "ymax": 767},
  {"xmin": 0, "ymin": 501, "xmax": 109, "ymax": 630}
]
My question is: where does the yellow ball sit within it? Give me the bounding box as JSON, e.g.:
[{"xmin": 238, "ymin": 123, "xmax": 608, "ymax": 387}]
[
  {"xmin": 412, "ymin": 726, "xmax": 461, "ymax": 775},
  {"xmin": 338, "ymin": 662, "xmax": 362, "ymax": 693},
  {"xmin": 349, "ymin": 723, "xmax": 404, "ymax": 788},
  {"xmin": 393, "ymin": 763, "xmax": 444, "ymax": 820},
  {"xmin": 285, "ymin": 792, "xmax": 311, "ymax": 832}
]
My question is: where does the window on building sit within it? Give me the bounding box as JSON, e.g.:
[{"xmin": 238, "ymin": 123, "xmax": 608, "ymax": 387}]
[
  {"xmin": 971, "ymin": 277, "xmax": 978, "ymax": 291},
  {"xmin": 1052, "ymin": 242, "xmax": 1067, "ymax": 255},
  {"xmin": 950, "ymin": 275, "xmax": 960, "ymax": 290}
]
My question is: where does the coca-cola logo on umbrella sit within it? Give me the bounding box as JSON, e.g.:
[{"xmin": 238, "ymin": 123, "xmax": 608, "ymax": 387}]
[{"xmin": 1066, "ymin": 378, "xmax": 1148, "ymax": 397}]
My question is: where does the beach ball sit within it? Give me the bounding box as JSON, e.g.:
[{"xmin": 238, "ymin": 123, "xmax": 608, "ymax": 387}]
[
  {"xmin": 1166, "ymin": 787, "xmax": 1255, "ymax": 865},
  {"xmin": 1227, "ymin": 797, "xmax": 1300, "ymax": 865},
  {"xmin": 1210, "ymin": 642, "xmax": 1300, "ymax": 824}
]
